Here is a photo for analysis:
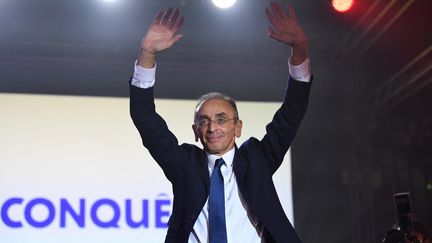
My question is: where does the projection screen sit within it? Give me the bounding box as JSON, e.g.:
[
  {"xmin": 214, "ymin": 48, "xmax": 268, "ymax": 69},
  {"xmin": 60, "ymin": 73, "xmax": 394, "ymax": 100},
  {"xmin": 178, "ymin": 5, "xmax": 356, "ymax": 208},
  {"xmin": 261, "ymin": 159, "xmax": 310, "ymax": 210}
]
[{"xmin": 0, "ymin": 93, "xmax": 294, "ymax": 243}]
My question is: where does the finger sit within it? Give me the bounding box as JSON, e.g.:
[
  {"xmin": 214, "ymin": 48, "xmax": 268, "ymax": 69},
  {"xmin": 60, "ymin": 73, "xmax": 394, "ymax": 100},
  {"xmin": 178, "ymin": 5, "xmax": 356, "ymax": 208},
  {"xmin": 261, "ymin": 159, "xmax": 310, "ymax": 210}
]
[
  {"xmin": 173, "ymin": 34, "xmax": 183, "ymax": 43},
  {"xmin": 265, "ymin": 8, "xmax": 277, "ymax": 28},
  {"xmin": 268, "ymin": 27, "xmax": 279, "ymax": 39},
  {"xmin": 167, "ymin": 34, "xmax": 183, "ymax": 48},
  {"xmin": 269, "ymin": 31, "xmax": 282, "ymax": 43},
  {"xmin": 161, "ymin": 7, "xmax": 173, "ymax": 25},
  {"xmin": 288, "ymin": 4, "xmax": 298, "ymax": 22},
  {"xmin": 168, "ymin": 8, "xmax": 180, "ymax": 29},
  {"xmin": 153, "ymin": 11, "xmax": 164, "ymax": 24},
  {"xmin": 270, "ymin": 1, "xmax": 286, "ymax": 20},
  {"xmin": 172, "ymin": 16, "xmax": 185, "ymax": 34}
]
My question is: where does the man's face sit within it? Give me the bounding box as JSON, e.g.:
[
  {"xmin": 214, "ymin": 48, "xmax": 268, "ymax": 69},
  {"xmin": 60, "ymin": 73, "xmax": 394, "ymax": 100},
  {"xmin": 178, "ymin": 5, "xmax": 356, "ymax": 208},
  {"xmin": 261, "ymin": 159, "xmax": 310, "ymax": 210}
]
[{"xmin": 192, "ymin": 98, "xmax": 242, "ymax": 156}]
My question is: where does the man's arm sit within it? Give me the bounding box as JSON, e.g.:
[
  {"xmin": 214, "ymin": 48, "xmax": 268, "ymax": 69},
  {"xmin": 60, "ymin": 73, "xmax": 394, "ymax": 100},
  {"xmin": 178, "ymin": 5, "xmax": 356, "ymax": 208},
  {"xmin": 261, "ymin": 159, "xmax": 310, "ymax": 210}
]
[
  {"xmin": 258, "ymin": 2, "xmax": 312, "ymax": 173},
  {"xmin": 129, "ymin": 8, "xmax": 185, "ymax": 182},
  {"xmin": 131, "ymin": 8, "xmax": 184, "ymax": 88}
]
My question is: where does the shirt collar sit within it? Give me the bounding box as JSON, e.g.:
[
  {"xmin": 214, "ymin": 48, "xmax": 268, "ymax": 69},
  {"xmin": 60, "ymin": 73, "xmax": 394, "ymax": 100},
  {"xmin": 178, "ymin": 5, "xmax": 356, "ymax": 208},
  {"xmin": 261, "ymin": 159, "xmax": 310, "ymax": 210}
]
[{"xmin": 206, "ymin": 147, "xmax": 235, "ymax": 169}]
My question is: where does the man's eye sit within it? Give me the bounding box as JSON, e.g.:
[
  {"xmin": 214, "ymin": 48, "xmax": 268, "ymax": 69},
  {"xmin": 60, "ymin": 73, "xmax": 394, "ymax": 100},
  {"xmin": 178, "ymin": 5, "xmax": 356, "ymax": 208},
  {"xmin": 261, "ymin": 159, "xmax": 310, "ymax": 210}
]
[
  {"xmin": 216, "ymin": 118, "xmax": 227, "ymax": 124},
  {"xmin": 199, "ymin": 120, "xmax": 209, "ymax": 126}
]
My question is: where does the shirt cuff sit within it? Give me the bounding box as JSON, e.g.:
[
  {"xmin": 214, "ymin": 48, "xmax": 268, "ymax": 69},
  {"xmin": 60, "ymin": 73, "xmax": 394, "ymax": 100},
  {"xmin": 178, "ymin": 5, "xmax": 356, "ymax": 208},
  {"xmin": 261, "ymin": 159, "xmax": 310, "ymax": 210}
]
[
  {"xmin": 288, "ymin": 57, "xmax": 312, "ymax": 82},
  {"xmin": 131, "ymin": 60, "xmax": 156, "ymax": 89}
]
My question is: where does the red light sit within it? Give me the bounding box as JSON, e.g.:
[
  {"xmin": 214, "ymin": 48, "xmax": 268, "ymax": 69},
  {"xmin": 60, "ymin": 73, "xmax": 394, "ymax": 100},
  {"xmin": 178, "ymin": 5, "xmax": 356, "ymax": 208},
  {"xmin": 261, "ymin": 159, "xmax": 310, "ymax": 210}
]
[{"xmin": 332, "ymin": 0, "xmax": 354, "ymax": 12}]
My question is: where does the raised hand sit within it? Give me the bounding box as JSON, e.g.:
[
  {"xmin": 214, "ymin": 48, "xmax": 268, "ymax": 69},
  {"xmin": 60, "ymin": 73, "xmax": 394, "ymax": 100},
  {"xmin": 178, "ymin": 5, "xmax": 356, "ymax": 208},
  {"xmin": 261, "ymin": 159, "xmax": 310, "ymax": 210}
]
[
  {"xmin": 265, "ymin": 2, "xmax": 308, "ymax": 65},
  {"xmin": 138, "ymin": 8, "xmax": 185, "ymax": 68}
]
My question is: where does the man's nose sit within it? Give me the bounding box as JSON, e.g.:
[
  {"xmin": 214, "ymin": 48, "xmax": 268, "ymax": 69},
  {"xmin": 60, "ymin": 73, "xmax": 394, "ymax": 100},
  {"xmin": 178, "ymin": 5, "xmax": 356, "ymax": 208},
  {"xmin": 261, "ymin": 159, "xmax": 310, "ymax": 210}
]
[{"xmin": 207, "ymin": 120, "xmax": 218, "ymax": 131}]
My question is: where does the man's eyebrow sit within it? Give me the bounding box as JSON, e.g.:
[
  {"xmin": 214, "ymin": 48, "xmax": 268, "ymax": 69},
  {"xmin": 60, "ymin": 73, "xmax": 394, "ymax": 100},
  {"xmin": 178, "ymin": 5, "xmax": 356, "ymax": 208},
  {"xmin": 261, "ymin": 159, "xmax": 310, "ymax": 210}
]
[
  {"xmin": 198, "ymin": 115, "xmax": 210, "ymax": 119},
  {"xmin": 198, "ymin": 113, "xmax": 228, "ymax": 119},
  {"xmin": 215, "ymin": 112, "xmax": 228, "ymax": 118}
]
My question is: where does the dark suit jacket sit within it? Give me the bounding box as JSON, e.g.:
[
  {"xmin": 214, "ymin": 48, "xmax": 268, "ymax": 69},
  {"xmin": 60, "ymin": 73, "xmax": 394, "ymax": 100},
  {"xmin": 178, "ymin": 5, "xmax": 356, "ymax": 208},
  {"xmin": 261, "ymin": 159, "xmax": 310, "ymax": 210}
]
[{"xmin": 130, "ymin": 77, "xmax": 311, "ymax": 243}]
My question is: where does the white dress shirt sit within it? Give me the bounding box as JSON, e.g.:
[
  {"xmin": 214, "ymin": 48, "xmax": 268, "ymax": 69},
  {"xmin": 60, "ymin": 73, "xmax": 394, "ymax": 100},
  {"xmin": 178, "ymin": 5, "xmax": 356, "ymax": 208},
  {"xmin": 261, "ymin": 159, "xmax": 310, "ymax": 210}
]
[
  {"xmin": 131, "ymin": 57, "xmax": 312, "ymax": 242},
  {"xmin": 188, "ymin": 148, "xmax": 262, "ymax": 243}
]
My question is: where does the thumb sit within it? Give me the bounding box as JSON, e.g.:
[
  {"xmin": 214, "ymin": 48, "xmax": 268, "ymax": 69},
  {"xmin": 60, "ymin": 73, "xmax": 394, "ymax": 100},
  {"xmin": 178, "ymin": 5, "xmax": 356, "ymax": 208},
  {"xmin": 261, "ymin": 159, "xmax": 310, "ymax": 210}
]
[
  {"xmin": 173, "ymin": 34, "xmax": 183, "ymax": 42},
  {"xmin": 268, "ymin": 27, "xmax": 282, "ymax": 41}
]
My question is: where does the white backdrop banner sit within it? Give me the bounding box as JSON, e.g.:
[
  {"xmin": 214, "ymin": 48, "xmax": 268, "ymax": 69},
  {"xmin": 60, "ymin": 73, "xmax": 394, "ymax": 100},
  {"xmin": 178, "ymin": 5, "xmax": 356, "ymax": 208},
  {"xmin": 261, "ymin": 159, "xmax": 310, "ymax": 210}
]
[{"xmin": 0, "ymin": 93, "xmax": 294, "ymax": 243}]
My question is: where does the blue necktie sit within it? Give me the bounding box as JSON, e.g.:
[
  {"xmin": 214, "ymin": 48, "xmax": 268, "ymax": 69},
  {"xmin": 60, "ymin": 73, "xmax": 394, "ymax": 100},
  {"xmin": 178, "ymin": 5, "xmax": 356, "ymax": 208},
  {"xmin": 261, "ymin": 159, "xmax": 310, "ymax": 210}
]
[{"xmin": 209, "ymin": 158, "xmax": 227, "ymax": 243}]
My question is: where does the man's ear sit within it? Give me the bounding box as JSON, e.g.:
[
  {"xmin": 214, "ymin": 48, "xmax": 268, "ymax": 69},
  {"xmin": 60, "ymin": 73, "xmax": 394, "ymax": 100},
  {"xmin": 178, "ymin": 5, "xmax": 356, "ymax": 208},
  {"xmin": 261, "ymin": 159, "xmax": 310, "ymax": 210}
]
[
  {"xmin": 192, "ymin": 124, "xmax": 199, "ymax": 142},
  {"xmin": 235, "ymin": 119, "xmax": 243, "ymax": 138}
]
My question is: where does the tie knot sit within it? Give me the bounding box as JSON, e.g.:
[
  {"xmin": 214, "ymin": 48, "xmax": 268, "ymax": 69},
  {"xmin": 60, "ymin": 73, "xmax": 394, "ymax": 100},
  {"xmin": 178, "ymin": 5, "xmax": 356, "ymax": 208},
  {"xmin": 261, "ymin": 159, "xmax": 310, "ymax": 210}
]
[{"xmin": 214, "ymin": 158, "xmax": 225, "ymax": 169}]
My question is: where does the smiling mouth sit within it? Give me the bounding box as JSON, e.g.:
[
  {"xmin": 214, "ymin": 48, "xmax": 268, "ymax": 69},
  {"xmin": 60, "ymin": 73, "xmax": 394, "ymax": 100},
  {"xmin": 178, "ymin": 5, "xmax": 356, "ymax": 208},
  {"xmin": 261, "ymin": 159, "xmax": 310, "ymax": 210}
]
[{"xmin": 206, "ymin": 135, "xmax": 222, "ymax": 143}]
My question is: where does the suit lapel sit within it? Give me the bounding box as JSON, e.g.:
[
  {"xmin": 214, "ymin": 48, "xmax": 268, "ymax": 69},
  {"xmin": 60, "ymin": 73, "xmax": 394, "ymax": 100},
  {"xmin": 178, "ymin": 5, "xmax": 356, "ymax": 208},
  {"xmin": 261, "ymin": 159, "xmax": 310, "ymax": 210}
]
[
  {"xmin": 198, "ymin": 151, "xmax": 210, "ymax": 194},
  {"xmin": 233, "ymin": 146, "xmax": 248, "ymax": 186}
]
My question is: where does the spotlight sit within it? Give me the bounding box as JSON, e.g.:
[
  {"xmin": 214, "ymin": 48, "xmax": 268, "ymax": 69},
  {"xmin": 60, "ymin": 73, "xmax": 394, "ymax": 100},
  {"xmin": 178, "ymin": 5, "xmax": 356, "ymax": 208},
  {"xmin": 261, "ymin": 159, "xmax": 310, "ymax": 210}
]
[
  {"xmin": 211, "ymin": 0, "xmax": 236, "ymax": 9},
  {"xmin": 332, "ymin": 0, "xmax": 354, "ymax": 13}
]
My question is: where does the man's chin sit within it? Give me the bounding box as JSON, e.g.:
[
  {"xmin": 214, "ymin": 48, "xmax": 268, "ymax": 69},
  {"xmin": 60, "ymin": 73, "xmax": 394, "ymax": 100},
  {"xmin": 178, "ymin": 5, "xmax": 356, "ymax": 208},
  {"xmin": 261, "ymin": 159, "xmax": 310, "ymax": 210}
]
[{"xmin": 204, "ymin": 145, "xmax": 223, "ymax": 155}]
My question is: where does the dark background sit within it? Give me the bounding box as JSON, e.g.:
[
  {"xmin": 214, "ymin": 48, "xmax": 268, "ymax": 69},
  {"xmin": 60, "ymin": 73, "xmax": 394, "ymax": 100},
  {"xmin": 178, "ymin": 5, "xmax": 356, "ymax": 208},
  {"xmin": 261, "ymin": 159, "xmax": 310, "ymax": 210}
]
[{"xmin": 1, "ymin": 0, "xmax": 431, "ymax": 242}]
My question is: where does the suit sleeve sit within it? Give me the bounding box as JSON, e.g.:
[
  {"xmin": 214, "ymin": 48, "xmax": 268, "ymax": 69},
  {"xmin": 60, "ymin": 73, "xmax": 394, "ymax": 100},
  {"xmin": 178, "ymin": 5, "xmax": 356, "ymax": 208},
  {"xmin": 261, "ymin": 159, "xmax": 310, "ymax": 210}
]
[
  {"xmin": 259, "ymin": 76, "xmax": 312, "ymax": 174},
  {"xmin": 129, "ymin": 83, "xmax": 184, "ymax": 182}
]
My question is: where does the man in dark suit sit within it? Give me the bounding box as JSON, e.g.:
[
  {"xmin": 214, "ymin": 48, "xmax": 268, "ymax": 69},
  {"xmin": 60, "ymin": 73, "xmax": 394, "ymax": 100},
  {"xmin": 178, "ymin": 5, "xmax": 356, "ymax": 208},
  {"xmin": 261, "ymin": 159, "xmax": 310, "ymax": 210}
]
[{"xmin": 130, "ymin": 2, "xmax": 312, "ymax": 242}]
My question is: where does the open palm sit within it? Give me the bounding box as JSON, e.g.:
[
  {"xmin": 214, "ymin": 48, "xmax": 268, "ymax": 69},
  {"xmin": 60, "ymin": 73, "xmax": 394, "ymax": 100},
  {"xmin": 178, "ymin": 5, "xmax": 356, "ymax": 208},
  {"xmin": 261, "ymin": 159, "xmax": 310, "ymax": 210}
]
[
  {"xmin": 141, "ymin": 8, "xmax": 184, "ymax": 55},
  {"xmin": 265, "ymin": 2, "xmax": 308, "ymax": 65}
]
